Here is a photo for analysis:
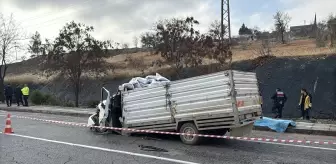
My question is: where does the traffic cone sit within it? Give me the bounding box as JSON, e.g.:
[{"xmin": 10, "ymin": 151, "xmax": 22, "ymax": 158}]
[{"xmin": 4, "ymin": 113, "xmax": 13, "ymax": 134}]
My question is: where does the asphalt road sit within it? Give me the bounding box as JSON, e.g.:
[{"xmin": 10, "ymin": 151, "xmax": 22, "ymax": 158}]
[{"xmin": 0, "ymin": 111, "xmax": 336, "ymax": 164}]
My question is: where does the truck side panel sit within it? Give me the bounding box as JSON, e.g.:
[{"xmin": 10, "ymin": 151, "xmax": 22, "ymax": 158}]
[
  {"xmin": 121, "ymin": 70, "xmax": 262, "ymax": 132},
  {"xmin": 122, "ymin": 85, "xmax": 173, "ymax": 129},
  {"xmin": 170, "ymin": 72, "xmax": 237, "ymax": 130}
]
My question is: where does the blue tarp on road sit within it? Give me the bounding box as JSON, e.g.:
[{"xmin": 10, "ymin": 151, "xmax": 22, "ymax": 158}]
[{"xmin": 254, "ymin": 117, "xmax": 296, "ymax": 133}]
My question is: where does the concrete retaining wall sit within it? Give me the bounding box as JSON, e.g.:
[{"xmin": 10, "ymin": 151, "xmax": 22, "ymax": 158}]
[
  {"xmin": 35, "ymin": 55, "xmax": 336, "ymax": 119},
  {"xmin": 255, "ymin": 55, "xmax": 336, "ymax": 119}
]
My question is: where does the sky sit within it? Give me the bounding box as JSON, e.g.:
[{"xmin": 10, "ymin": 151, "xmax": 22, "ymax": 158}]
[{"xmin": 0, "ymin": 0, "xmax": 335, "ymax": 62}]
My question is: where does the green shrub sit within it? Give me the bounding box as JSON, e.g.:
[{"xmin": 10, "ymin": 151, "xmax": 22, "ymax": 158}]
[
  {"xmin": 87, "ymin": 100, "xmax": 100, "ymax": 108},
  {"xmin": 44, "ymin": 94, "xmax": 60, "ymax": 106},
  {"xmin": 30, "ymin": 90, "xmax": 46, "ymax": 105},
  {"xmin": 30, "ymin": 90, "xmax": 60, "ymax": 105}
]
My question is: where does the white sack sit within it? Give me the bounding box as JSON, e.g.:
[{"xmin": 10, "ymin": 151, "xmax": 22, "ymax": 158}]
[
  {"xmin": 119, "ymin": 73, "xmax": 170, "ymax": 91},
  {"xmin": 155, "ymin": 73, "xmax": 170, "ymax": 82}
]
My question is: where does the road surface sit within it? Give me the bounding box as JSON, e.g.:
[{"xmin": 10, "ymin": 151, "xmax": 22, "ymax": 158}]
[{"xmin": 0, "ymin": 111, "xmax": 335, "ymax": 164}]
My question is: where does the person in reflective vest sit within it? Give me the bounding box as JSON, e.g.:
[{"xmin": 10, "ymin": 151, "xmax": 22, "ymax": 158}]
[
  {"xmin": 298, "ymin": 88, "xmax": 312, "ymax": 120},
  {"xmin": 271, "ymin": 88, "xmax": 287, "ymax": 118},
  {"xmin": 21, "ymin": 84, "xmax": 30, "ymax": 107}
]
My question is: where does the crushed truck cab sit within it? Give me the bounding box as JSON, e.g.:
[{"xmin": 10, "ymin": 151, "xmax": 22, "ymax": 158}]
[{"xmin": 88, "ymin": 70, "xmax": 262, "ymax": 145}]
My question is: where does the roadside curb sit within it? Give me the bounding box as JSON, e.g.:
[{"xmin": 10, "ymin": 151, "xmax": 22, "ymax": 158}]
[
  {"xmin": 0, "ymin": 107, "xmax": 93, "ymax": 117},
  {"xmin": 254, "ymin": 125, "xmax": 336, "ymax": 137}
]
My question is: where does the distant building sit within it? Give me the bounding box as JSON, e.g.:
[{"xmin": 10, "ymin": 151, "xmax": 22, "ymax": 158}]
[{"xmin": 290, "ymin": 13, "xmax": 317, "ymax": 38}]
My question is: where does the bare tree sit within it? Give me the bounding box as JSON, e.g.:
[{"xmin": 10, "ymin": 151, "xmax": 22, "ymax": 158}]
[
  {"xmin": 252, "ymin": 26, "xmax": 262, "ymax": 40},
  {"xmin": 154, "ymin": 17, "xmax": 216, "ymax": 78},
  {"xmin": 140, "ymin": 32, "xmax": 159, "ymax": 48},
  {"xmin": 0, "ymin": 14, "xmax": 22, "ymax": 101},
  {"xmin": 113, "ymin": 42, "xmax": 120, "ymax": 50},
  {"xmin": 207, "ymin": 20, "xmax": 232, "ymax": 70},
  {"xmin": 273, "ymin": 11, "xmax": 291, "ymax": 44},
  {"xmin": 315, "ymin": 14, "xmax": 336, "ymax": 48},
  {"xmin": 155, "ymin": 18, "xmax": 187, "ymax": 77},
  {"xmin": 252, "ymin": 39, "xmax": 273, "ymax": 57},
  {"xmin": 327, "ymin": 14, "xmax": 336, "ymax": 47},
  {"xmin": 42, "ymin": 39, "xmax": 55, "ymax": 55},
  {"xmin": 133, "ymin": 36, "xmax": 139, "ymax": 48},
  {"xmin": 28, "ymin": 31, "xmax": 43, "ymax": 57},
  {"xmin": 122, "ymin": 43, "xmax": 129, "ymax": 49},
  {"xmin": 208, "ymin": 20, "xmax": 222, "ymax": 41},
  {"xmin": 185, "ymin": 17, "xmax": 199, "ymax": 37},
  {"xmin": 315, "ymin": 21, "xmax": 329, "ymax": 47},
  {"xmin": 43, "ymin": 21, "xmax": 112, "ymax": 107}
]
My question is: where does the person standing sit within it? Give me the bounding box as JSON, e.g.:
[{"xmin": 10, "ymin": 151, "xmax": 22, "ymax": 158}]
[
  {"xmin": 271, "ymin": 88, "xmax": 287, "ymax": 118},
  {"xmin": 14, "ymin": 84, "xmax": 24, "ymax": 106},
  {"xmin": 21, "ymin": 84, "xmax": 30, "ymax": 107},
  {"xmin": 4, "ymin": 84, "xmax": 13, "ymax": 107},
  {"xmin": 298, "ymin": 88, "xmax": 312, "ymax": 120}
]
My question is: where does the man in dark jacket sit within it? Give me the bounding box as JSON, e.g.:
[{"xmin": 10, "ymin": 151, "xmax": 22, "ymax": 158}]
[
  {"xmin": 271, "ymin": 88, "xmax": 287, "ymax": 118},
  {"xmin": 14, "ymin": 85, "xmax": 24, "ymax": 106},
  {"xmin": 4, "ymin": 84, "xmax": 13, "ymax": 107}
]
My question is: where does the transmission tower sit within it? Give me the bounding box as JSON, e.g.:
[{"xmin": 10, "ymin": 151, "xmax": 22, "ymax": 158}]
[{"xmin": 221, "ymin": 0, "xmax": 231, "ymax": 45}]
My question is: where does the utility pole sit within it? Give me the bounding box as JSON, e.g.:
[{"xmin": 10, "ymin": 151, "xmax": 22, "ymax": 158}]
[
  {"xmin": 221, "ymin": 0, "xmax": 238, "ymax": 124},
  {"xmin": 221, "ymin": 0, "xmax": 231, "ymax": 46},
  {"xmin": 220, "ymin": 0, "xmax": 232, "ymax": 65}
]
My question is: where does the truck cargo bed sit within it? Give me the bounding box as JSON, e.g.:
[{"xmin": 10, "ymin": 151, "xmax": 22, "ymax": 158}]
[{"xmin": 121, "ymin": 70, "xmax": 262, "ymax": 132}]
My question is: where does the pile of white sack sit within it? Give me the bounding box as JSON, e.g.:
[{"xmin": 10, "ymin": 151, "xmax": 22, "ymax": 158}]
[{"xmin": 119, "ymin": 73, "xmax": 170, "ymax": 91}]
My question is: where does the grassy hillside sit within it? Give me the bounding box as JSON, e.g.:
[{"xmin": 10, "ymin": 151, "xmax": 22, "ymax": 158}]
[
  {"xmin": 4, "ymin": 38, "xmax": 336, "ymax": 118},
  {"xmin": 5, "ymin": 39, "xmax": 335, "ymax": 84}
]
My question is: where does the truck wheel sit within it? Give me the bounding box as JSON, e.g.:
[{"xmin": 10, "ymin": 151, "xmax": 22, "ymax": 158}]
[{"xmin": 179, "ymin": 123, "xmax": 202, "ymax": 145}]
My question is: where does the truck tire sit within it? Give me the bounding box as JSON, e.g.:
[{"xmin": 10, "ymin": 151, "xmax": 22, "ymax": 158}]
[{"xmin": 179, "ymin": 123, "xmax": 202, "ymax": 145}]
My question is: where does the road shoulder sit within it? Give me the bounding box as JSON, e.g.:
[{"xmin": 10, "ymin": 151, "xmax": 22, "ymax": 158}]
[{"xmin": 1, "ymin": 104, "xmax": 335, "ymax": 137}]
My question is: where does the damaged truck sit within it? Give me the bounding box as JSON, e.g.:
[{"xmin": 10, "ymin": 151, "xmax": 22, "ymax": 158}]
[{"xmin": 88, "ymin": 70, "xmax": 262, "ymax": 145}]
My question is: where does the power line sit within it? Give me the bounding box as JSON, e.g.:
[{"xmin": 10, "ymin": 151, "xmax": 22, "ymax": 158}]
[
  {"xmin": 8, "ymin": 0, "xmax": 111, "ymax": 36},
  {"xmin": 18, "ymin": 0, "xmax": 94, "ymax": 24},
  {"xmin": 22, "ymin": 0, "xmax": 111, "ymax": 29},
  {"xmin": 9, "ymin": 1, "xmax": 114, "ymax": 43}
]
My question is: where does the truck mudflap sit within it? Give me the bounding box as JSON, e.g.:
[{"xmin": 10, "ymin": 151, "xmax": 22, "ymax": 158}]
[{"xmin": 229, "ymin": 122, "xmax": 254, "ymax": 137}]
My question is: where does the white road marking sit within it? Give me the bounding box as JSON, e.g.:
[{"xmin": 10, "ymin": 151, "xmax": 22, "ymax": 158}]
[
  {"xmin": 242, "ymin": 139, "xmax": 336, "ymax": 151},
  {"xmin": 0, "ymin": 132, "xmax": 199, "ymax": 164}
]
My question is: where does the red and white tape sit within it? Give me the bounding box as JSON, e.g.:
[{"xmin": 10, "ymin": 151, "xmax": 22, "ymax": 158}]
[{"xmin": 10, "ymin": 115, "xmax": 336, "ymax": 145}]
